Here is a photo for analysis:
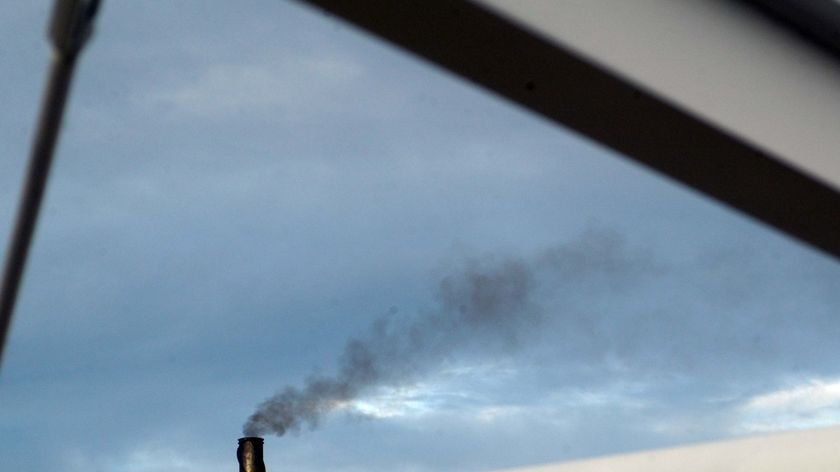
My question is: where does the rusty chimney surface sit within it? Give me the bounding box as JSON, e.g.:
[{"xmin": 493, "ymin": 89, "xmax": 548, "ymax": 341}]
[{"xmin": 237, "ymin": 437, "xmax": 266, "ymax": 472}]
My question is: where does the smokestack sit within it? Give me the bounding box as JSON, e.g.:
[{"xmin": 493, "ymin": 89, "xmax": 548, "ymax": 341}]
[{"xmin": 237, "ymin": 437, "xmax": 266, "ymax": 472}]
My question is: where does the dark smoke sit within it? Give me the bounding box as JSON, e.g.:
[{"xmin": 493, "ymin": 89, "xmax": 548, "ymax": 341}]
[{"xmin": 243, "ymin": 228, "xmax": 648, "ymax": 437}]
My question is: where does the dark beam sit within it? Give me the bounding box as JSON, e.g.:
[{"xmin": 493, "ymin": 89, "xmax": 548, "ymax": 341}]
[
  {"xmin": 298, "ymin": 0, "xmax": 840, "ymax": 260},
  {"xmin": 743, "ymin": 0, "xmax": 840, "ymax": 61}
]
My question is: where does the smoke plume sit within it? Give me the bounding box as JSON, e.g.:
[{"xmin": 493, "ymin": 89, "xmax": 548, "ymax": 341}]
[{"xmin": 243, "ymin": 228, "xmax": 647, "ymax": 437}]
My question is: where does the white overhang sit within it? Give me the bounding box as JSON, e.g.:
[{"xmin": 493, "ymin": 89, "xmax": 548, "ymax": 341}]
[
  {"xmin": 489, "ymin": 426, "xmax": 840, "ymax": 472},
  {"xmin": 478, "ymin": 0, "xmax": 840, "ymax": 192}
]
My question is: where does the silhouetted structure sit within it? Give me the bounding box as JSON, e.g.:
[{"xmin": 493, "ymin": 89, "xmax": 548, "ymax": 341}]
[{"xmin": 237, "ymin": 437, "xmax": 266, "ymax": 472}]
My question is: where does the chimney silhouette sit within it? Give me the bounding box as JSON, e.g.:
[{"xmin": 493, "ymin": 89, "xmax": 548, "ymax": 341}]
[{"xmin": 237, "ymin": 437, "xmax": 266, "ymax": 472}]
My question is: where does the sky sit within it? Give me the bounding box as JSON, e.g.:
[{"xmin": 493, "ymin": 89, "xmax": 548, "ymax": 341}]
[{"xmin": 2, "ymin": 1, "xmax": 840, "ymax": 471}]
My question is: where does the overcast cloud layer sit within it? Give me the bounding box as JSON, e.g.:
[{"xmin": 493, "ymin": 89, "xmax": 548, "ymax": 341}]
[{"xmin": 2, "ymin": 2, "xmax": 840, "ymax": 472}]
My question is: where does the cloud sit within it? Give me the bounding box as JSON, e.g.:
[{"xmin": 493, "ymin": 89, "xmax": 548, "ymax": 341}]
[
  {"xmin": 738, "ymin": 378, "xmax": 840, "ymax": 433},
  {"xmin": 62, "ymin": 442, "xmax": 226, "ymax": 472},
  {"xmin": 142, "ymin": 52, "xmax": 367, "ymax": 121},
  {"xmin": 347, "ymin": 383, "xmax": 468, "ymax": 420}
]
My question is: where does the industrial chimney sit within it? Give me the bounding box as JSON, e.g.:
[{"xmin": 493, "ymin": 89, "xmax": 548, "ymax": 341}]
[{"xmin": 237, "ymin": 437, "xmax": 266, "ymax": 472}]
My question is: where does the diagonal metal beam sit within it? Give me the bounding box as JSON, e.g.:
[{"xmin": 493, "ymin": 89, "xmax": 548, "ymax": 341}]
[
  {"xmin": 298, "ymin": 0, "xmax": 840, "ymax": 260},
  {"xmin": 0, "ymin": 0, "xmax": 100, "ymax": 368}
]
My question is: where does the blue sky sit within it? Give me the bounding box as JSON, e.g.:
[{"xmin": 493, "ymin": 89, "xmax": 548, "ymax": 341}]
[{"xmin": 2, "ymin": 1, "xmax": 840, "ymax": 471}]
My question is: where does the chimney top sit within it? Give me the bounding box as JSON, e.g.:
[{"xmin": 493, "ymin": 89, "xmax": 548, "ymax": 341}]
[{"xmin": 237, "ymin": 437, "xmax": 266, "ymax": 472}]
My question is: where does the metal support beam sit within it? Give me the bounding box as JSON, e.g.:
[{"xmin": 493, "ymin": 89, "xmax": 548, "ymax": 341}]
[
  {"xmin": 0, "ymin": 0, "xmax": 100, "ymax": 368},
  {"xmin": 298, "ymin": 0, "xmax": 840, "ymax": 260}
]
